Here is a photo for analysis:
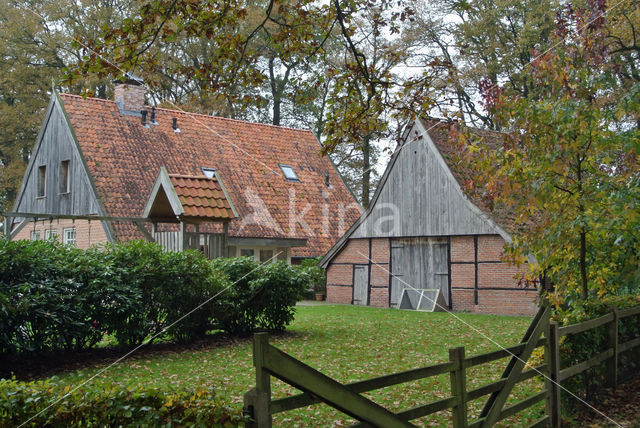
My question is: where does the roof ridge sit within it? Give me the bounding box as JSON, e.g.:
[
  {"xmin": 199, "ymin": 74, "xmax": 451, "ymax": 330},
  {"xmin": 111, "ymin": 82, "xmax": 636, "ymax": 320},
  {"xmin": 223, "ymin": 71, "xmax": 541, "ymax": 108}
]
[{"xmin": 58, "ymin": 92, "xmax": 313, "ymax": 134}]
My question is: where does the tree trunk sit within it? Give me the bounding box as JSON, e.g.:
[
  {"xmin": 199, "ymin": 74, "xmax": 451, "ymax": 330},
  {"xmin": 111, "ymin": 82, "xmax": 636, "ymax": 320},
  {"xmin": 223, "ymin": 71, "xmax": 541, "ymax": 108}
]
[
  {"xmin": 362, "ymin": 135, "xmax": 371, "ymax": 208},
  {"xmin": 580, "ymin": 228, "xmax": 588, "ymax": 299}
]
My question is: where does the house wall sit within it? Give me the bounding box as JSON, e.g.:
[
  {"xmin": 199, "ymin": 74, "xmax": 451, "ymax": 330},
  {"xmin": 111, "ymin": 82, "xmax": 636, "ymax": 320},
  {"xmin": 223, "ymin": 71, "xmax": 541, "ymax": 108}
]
[
  {"xmin": 326, "ymin": 234, "xmax": 538, "ymax": 316},
  {"xmin": 12, "ymin": 218, "xmax": 109, "ymax": 249},
  {"xmin": 326, "ymin": 238, "xmax": 390, "ymax": 307},
  {"xmin": 449, "ymin": 235, "xmax": 538, "ymax": 316},
  {"xmin": 11, "ymin": 98, "xmax": 104, "ymax": 219}
]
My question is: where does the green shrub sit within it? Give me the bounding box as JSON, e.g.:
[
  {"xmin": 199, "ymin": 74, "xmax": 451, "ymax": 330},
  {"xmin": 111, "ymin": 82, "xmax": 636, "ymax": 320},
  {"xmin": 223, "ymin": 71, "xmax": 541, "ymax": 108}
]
[
  {"xmin": 107, "ymin": 241, "xmax": 229, "ymax": 346},
  {"xmin": 211, "ymin": 258, "xmax": 307, "ymax": 334},
  {"xmin": 0, "ymin": 377, "xmax": 243, "ymax": 427},
  {"xmin": 298, "ymin": 257, "xmax": 326, "ymax": 295},
  {"xmin": 0, "ymin": 240, "xmax": 123, "ymax": 354}
]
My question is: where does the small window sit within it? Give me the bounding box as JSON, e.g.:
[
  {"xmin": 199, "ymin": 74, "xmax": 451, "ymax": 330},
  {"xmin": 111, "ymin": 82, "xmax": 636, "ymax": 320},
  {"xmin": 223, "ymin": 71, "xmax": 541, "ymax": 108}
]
[
  {"xmin": 201, "ymin": 167, "xmax": 216, "ymax": 178},
  {"xmin": 30, "ymin": 230, "xmax": 41, "ymax": 241},
  {"xmin": 240, "ymin": 248, "xmax": 255, "ymax": 258},
  {"xmin": 260, "ymin": 249, "xmax": 274, "ymax": 263},
  {"xmin": 45, "ymin": 229, "xmax": 58, "ymax": 240},
  {"xmin": 279, "ymin": 164, "xmax": 299, "ymax": 181},
  {"xmin": 60, "ymin": 160, "xmax": 70, "ymax": 193},
  {"xmin": 63, "ymin": 228, "xmax": 76, "ymax": 246},
  {"xmin": 37, "ymin": 165, "xmax": 46, "ymax": 197}
]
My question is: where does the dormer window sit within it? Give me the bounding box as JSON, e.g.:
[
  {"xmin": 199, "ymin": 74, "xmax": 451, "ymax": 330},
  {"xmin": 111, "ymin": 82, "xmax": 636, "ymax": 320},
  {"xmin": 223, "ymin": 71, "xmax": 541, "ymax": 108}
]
[
  {"xmin": 201, "ymin": 167, "xmax": 216, "ymax": 178},
  {"xmin": 37, "ymin": 165, "xmax": 46, "ymax": 197},
  {"xmin": 279, "ymin": 164, "xmax": 299, "ymax": 181},
  {"xmin": 60, "ymin": 160, "xmax": 70, "ymax": 193}
]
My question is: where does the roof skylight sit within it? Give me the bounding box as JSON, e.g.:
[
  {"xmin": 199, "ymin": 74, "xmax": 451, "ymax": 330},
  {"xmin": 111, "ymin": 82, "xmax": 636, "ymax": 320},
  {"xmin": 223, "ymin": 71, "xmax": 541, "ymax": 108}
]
[
  {"xmin": 279, "ymin": 164, "xmax": 299, "ymax": 181},
  {"xmin": 201, "ymin": 167, "xmax": 216, "ymax": 178}
]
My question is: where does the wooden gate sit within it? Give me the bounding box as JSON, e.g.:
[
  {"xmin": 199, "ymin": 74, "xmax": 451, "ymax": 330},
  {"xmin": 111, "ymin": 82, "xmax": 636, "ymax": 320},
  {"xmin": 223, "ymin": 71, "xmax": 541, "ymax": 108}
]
[{"xmin": 244, "ymin": 304, "xmax": 552, "ymax": 427}]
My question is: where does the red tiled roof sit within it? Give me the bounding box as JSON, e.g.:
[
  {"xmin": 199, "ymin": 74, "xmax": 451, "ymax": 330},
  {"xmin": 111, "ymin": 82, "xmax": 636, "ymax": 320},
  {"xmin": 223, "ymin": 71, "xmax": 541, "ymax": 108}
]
[
  {"xmin": 60, "ymin": 93, "xmax": 361, "ymax": 257},
  {"xmin": 169, "ymin": 174, "xmax": 235, "ymax": 220}
]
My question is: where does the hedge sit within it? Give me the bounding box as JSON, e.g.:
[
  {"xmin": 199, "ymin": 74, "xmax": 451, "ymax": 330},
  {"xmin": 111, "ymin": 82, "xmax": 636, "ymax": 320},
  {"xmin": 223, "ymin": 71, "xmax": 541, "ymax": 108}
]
[
  {"xmin": 0, "ymin": 377, "xmax": 243, "ymax": 427},
  {"xmin": 0, "ymin": 240, "xmax": 310, "ymax": 355}
]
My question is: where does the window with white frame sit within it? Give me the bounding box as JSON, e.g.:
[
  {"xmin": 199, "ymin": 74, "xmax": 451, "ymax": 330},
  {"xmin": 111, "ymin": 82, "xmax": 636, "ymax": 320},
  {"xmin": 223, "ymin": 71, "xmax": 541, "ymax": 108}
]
[
  {"xmin": 45, "ymin": 229, "xmax": 58, "ymax": 240},
  {"xmin": 63, "ymin": 228, "xmax": 76, "ymax": 246},
  {"xmin": 30, "ymin": 230, "xmax": 41, "ymax": 241},
  {"xmin": 260, "ymin": 249, "xmax": 274, "ymax": 263},
  {"xmin": 240, "ymin": 248, "xmax": 255, "ymax": 258}
]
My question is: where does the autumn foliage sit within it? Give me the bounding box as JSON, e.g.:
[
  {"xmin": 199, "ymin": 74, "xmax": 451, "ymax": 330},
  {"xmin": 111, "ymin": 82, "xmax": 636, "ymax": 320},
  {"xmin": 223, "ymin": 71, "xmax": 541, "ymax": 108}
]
[{"xmin": 455, "ymin": 0, "xmax": 640, "ymax": 305}]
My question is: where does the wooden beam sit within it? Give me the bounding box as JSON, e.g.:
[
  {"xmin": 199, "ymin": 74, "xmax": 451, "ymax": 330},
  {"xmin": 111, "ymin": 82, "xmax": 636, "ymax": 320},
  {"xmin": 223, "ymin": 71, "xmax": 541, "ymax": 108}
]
[
  {"xmin": 480, "ymin": 305, "xmax": 550, "ymax": 427},
  {"xmin": 261, "ymin": 335, "xmax": 414, "ymax": 427},
  {"xmin": 3, "ymin": 211, "xmax": 155, "ymax": 223}
]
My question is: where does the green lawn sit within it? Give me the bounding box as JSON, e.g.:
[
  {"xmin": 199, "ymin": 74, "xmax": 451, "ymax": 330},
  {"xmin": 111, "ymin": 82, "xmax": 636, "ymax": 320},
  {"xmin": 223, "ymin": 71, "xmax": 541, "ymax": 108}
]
[{"xmin": 52, "ymin": 305, "xmax": 545, "ymax": 426}]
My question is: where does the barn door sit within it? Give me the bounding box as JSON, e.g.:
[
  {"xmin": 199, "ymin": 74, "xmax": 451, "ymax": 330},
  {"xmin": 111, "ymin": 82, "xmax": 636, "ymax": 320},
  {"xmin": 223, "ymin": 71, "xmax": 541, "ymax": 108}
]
[
  {"xmin": 390, "ymin": 238, "xmax": 450, "ymax": 308},
  {"xmin": 353, "ymin": 265, "xmax": 369, "ymax": 306}
]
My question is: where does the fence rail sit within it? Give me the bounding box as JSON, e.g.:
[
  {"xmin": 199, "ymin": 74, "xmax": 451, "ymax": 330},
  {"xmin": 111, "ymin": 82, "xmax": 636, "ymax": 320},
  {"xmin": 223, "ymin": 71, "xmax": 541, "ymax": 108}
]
[{"xmin": 243, "ymin": 303, "xmax": 640, "ymax": 427}]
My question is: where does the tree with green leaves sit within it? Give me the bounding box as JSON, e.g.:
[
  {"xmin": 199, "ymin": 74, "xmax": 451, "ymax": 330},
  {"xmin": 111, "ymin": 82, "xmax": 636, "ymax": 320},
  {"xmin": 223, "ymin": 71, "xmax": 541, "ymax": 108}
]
[{"xmin": 457, "ymin": 0, "xmax": 640, "ymax": 304}]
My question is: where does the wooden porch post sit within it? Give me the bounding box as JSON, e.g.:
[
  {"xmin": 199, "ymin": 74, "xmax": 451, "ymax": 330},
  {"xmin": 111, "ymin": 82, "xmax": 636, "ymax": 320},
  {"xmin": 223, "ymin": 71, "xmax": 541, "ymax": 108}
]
[
  {"xmin": 179, "ymin": 221, "xmax": 187, "ymax": 251},
  {"xmin": 222, "ymin": 222, "xmax": 229, "ymax": 257}
]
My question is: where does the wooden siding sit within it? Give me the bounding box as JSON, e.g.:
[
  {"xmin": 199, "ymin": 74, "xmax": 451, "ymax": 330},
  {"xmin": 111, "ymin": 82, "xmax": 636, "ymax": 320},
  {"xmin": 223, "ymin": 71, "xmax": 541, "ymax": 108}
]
[
  {"xmin": 154, "ymin": 231, "xmax": 226, "ymax": 259},
  {"xmin": 12, "ymin": 98, "xmax": 103, "ymax": 218},
  {"xmin": 390, "ymin": 237, "xmax": 449, "ymax": 308},
  {"xmin": 351, "ymin": 123, "xmax": 501, "ymax": 239}
]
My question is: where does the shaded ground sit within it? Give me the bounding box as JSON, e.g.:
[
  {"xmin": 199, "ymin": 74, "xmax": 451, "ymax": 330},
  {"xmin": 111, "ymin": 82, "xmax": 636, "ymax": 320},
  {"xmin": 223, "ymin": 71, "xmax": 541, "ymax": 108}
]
[{"xmin": 571, "ymin": 372, "xmax": 640, "ymax": 427}]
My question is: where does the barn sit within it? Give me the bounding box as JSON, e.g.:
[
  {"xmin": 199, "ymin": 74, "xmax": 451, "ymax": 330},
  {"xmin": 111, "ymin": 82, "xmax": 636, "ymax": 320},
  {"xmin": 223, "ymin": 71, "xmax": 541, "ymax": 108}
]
[{"xmin": 319, "ymin": 119, "xmax": 539, "ymax": 316}]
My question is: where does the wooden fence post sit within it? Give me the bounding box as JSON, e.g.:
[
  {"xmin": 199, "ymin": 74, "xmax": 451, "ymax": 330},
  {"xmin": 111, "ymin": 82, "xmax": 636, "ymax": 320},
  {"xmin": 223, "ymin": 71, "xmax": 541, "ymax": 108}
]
[
  {"xmin": 607, "ymin": 307, "xmax": 618, "ymax": 388},
  {"xmin": 449, "ymin": 346, "xmax": 467, "ymax": 428},
  {"xmin": 243, "ymin": 333, "xmax": 272, "ymax": 427},
  {"xmin": 547, "ymin": 321, "xmax": 561, "ymax": 427}
]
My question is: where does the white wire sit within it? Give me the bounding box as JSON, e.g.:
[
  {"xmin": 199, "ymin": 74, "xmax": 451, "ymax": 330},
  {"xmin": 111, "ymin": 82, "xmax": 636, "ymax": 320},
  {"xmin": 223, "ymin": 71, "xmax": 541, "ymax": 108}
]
[
  {"xmin": 358, "ymin": 251, "xmax": 623, "ymax": 427},
  {"xmin": 18, "ymin": 251, "xmax": 283, "ymax": 427}
]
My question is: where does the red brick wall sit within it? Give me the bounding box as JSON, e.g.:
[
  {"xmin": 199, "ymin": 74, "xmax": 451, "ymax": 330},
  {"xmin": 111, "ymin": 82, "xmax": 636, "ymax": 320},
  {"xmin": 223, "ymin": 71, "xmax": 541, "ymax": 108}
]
[
  {"xmin": 371, "ymin": 238, "xmax": 390, "ymax": 264},
  {"xmin": 326, "ymin": 238, "xmax": 391, "ymax": 306},
  {"xmin": 326, "ymin": 264, "xmax": 353, "ymax": 286},
  {"xmin": 451, "ymin": 236, "xmax": 474, "ymax": 262},
  {"xmin": 450, "ymin": 234, "xmax": 537, "ymax": 316},
  {"xmin": 452, "ymin": 288, "xmax": 475, "ymax": 312},
  {"xmin": 332, "ymin": 239, "xmax": 369, "ymax": 264},
  {"xmin": 477, "ymin": 235, "xmax": 505, "ymax": 262},
  {"xmin": 327, "ymin": 285, "xmax": 352, "ymax": 304},
  {"xmin": 476, "ymin": 290, "xmax": 539, "ymax": 316},
  {"xmin": 326, "ymin": 234, "xmax": 538, "ymax": 316},
  {"xmin": 369, "ymin": 287, "xmax": 389, "ymax": 308},
  {"xmin": 12, "ymin": 219, "xmax": 109, "ymax": 249}
]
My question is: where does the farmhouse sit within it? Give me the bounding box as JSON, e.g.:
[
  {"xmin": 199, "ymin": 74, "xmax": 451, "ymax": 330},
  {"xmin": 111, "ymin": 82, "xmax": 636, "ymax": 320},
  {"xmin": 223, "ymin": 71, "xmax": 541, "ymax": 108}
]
[
  {"xmin": 319, "ymin": 119, "xmax": 539, "ymax": 316},
  {"xmin": 7, "ymin": 79, "xmax": 360, "ymax": 263}
]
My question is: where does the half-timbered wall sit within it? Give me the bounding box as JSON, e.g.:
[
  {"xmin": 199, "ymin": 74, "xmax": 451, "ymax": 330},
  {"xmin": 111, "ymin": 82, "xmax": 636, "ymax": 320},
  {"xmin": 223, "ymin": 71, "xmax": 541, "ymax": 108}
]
[{"xmin": 326, "ymin": 234, "xmax": 538, "ymax": 316}]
